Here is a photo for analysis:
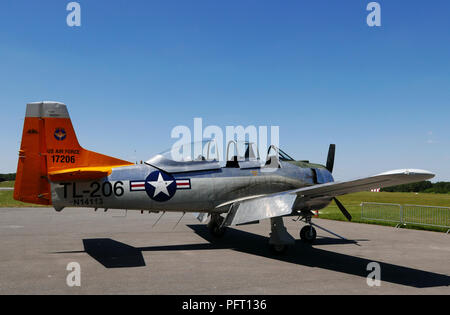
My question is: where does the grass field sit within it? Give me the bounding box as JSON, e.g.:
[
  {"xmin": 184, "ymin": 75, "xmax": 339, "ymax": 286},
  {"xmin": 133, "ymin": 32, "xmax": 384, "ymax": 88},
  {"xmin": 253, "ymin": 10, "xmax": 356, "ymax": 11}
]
[
  {"xmin": 319, "ymin": 191, "xmax": 450, "ymax": 232},
  {"xmin": 0, "ymin": 181, "xmax": 14, "ymax": 188},
  {"xmin": 0, "ymin": 181, "xmax": 44, "ymax": 207},
  {"xmin": 0, "ymin": 191, "xmax": 44, "ymax": 208},
  {"xmin": 0, "ymin": 190, "xmax": 45, "ymax": 208}
]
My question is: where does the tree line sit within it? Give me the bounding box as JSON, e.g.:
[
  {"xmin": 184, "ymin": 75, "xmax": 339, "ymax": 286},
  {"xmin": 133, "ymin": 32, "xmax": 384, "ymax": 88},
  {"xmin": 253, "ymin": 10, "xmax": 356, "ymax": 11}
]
[
  {"xmin": 381, "ymin": 181, "xmax": 450, "ymax": 194},
  {"xmin": 0, "ymin": 173, "xmax": 16, "ymax": 182}
]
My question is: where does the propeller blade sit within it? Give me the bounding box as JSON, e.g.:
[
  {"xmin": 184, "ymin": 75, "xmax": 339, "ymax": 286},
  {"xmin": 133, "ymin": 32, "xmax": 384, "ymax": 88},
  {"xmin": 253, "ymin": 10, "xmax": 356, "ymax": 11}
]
[
  {"xmin": 326, "ymin": 144, "xmax": 336, "ymax": 173},
  {"xmin": 333, "ymin": 197, "xmax": 352, "ymax": 221}
]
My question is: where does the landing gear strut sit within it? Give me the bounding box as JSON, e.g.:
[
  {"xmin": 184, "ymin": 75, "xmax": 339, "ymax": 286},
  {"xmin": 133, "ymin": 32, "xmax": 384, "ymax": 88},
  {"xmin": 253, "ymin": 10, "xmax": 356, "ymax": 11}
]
[
  {"xmin": 269, "ymin": 217, "xmax": 295, "ymax": 254},
  {"xmin": 208, "ymin": 214, "xmax": 227, "ymax": 238}
]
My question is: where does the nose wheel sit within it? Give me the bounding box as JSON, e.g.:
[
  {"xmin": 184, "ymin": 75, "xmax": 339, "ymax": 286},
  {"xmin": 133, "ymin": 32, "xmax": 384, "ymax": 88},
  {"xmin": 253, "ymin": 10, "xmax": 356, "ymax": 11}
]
[
  {"xmin": 294, "ymin": 211, "xmax": 318, "ymax": 243},
  {"xmin": 295, "ymin": 211, "xmax": 350, "ymax": 244},
  {"xmin": 300, "ymin": 225, "xmax": 317, "ymax": 243}
]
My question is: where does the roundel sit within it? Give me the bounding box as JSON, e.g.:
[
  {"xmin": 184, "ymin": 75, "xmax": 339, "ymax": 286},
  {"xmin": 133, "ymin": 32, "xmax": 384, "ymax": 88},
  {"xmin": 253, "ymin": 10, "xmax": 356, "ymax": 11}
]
[
  {"xmin": 144, "ymin": 171, "xmax": 177, "ymax": 202},
  {"xmin": 54, "ymin": 128, "xmax": 67, "ymax": 141}
]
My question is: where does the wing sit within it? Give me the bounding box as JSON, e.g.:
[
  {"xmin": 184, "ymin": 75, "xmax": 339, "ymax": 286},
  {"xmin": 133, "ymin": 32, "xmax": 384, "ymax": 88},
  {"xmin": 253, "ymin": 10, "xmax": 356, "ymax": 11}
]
[
  {"xmin": 221, "ymin": 169, "xmax": 434, "ymax": 226},
  {"xmin": 291, "ymin": 169, "xmax": 434, "ymax": 198}
]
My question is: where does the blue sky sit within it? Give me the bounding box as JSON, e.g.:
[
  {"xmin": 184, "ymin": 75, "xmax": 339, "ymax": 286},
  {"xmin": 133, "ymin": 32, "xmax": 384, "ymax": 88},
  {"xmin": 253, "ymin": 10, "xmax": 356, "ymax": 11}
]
[{"xmin": 0, "ymin": 0, "xmax": 449, "ymax": 181}]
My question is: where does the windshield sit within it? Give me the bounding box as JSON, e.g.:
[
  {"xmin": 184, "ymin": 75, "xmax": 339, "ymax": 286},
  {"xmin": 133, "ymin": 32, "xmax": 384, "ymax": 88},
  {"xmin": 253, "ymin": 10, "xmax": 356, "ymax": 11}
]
[{"xmin": 266, "ymin": 145, "xmax": 294, "ymax": 161}]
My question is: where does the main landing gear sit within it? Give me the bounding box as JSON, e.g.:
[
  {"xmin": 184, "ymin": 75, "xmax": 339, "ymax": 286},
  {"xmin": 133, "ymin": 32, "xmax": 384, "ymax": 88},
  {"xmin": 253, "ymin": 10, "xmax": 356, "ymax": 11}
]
[
  {"xmin": 206, "ymin": 211, "xmax": 346, "ymax": 255},
  {"xmin": 268, "ymin": 214, "xmax": 323, "ymax": 254},
  {"xmin": 269, "ymin": 217, "xmax": 295, "ymax": 254},
  {"xmin": 208, "ymin": 214, "xmax": 227, "ymax": 238}
]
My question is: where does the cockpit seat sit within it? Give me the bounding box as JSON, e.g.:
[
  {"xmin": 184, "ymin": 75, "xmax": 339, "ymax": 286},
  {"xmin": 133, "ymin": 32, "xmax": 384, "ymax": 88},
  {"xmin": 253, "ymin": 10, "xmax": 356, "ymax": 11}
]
[{"xmin": 225, "ymin": 156, "xmax": 240, "ymax": 168}]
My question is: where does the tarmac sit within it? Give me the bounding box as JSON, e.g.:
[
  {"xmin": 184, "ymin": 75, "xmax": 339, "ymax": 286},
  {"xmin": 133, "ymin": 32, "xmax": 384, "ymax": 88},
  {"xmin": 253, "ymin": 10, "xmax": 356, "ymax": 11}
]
[{"xmin": 0, "ymin": 207, "xmax": 449, "ymax": 294}]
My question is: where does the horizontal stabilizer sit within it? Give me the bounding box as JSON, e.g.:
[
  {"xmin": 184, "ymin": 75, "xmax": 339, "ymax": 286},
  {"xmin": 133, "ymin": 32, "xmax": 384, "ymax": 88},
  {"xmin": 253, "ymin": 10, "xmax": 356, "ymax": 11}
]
[{"xmin": 48, "ymin": 166, "xmax": 121, "ymax": 181}]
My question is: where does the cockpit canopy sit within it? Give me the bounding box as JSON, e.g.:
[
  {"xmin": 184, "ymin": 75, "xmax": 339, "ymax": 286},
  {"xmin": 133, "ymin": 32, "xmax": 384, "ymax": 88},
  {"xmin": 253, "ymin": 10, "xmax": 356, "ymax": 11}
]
[
  {"xmin": 145, "ymin": 140, "xmax": 295, "ymax": 173},
  {"xmin": 146, "ymin": 140, "xmax": 222, "ymax": 173}
]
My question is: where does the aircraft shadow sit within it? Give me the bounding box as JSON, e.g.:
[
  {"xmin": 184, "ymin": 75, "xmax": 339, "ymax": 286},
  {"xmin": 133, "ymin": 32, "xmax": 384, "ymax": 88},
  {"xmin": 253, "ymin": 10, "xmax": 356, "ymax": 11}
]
[
  {"xmin": 79, "ymin": 225, "xmax": 449, "ymax": 288},
  {"xmin": 82, "ymin": 239, "xmax": 146, "ymax": 268}
]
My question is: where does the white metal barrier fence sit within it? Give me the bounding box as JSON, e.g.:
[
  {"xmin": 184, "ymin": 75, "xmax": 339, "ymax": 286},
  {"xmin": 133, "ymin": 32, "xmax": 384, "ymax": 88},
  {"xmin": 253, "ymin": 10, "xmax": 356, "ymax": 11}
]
[{"xmin": 361, "ymin": 202, "xmax": 450, "ymax": 232}]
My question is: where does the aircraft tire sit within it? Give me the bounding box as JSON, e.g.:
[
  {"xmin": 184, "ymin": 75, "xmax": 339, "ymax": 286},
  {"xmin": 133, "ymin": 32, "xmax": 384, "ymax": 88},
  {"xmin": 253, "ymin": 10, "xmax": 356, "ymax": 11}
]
[
  {"xmin": 300, "ymin": 225, "xmax": 317, "ymax": 243},
  {"xmin": 208, "ymin": 216, "xmax": 226, "ymax": 238},
  {"xmin": 269, "ymin": 244, "xmax": 288, "ymax": 255}
]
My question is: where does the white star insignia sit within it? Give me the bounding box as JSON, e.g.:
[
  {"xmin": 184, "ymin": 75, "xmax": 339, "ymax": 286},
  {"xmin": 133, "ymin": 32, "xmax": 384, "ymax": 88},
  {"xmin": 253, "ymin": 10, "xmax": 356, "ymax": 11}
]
[{"xmin": 147, "ymin": 173, "xmax": 173, "ymax": 197}]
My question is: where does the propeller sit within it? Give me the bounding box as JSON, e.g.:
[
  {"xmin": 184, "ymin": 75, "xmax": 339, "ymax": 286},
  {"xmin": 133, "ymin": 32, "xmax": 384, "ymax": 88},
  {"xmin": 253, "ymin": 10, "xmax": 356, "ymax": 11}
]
[
  {"xmin": 333, "ymin": 197, "xmax": 352, "ymax": 221},
  {"xmin": 326, "ymin": 144, "xmax": 335, "ymax": 173},
  {"xmin": 325, "ymin": 144, "xmax": 352, "ymax": 221}
]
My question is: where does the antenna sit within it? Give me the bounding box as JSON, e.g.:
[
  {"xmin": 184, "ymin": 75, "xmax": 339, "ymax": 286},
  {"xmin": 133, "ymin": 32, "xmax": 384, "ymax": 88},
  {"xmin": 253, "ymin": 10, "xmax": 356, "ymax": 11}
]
[
  {"xmin": 152, "ymin": 211, "xmax": 166, "ymax": 228},
  {"xmin": 173, "ymin": 212, "xmax": 186, "ymax": 230}
]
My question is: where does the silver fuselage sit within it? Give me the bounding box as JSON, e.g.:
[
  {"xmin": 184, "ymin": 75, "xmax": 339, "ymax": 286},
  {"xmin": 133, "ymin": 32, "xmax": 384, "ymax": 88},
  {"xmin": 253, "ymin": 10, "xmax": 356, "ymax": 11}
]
[{"xmin": 51, "ymin": 161, "xmax": 334, "ymax": 214}]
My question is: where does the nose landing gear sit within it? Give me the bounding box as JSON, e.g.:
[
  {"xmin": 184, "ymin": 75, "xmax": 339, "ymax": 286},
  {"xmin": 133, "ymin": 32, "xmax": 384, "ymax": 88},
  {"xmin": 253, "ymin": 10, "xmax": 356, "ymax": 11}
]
[
  {"xmin": 300, "ymin": 225, "xmax": 317, "ymax": 243},
  {"xmin": 295, "ymin": 210, "xmax": 350, "ymax": 245},
  {"xmin": 298, "ymin": 214, "xmax": 317, "ymax": 243},
  {"xmin": 294, "ymin": 211, "xmax": 318, "ymax": 243}
]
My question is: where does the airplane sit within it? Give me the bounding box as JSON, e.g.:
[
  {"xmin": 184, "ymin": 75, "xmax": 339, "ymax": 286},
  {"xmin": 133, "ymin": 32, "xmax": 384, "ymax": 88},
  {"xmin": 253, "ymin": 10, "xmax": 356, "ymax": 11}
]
[{"xmin": 14, "ymin": 101, "xmax": 435, "ymax": 254}]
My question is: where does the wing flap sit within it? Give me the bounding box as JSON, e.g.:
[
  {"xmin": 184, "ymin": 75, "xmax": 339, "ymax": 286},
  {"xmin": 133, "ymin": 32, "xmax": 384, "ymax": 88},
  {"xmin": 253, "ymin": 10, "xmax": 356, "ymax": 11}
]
[{"xmin": 222, "ymin": 194, "xmax": 297, "ymax": 227}]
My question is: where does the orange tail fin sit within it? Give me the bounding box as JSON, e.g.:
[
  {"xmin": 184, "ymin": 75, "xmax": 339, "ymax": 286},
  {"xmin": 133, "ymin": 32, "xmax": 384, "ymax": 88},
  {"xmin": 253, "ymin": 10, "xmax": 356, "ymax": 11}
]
[{"xmin": 14, "ymin": 101, "xmax": 133, "ymax": 205}]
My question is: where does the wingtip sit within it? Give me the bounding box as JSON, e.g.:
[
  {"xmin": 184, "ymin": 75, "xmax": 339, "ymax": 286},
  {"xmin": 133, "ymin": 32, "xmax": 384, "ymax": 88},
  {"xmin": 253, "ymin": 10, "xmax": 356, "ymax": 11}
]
[{"xmin": 378, "ymin": 169, "xmax": 435, "ymax": 179}]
